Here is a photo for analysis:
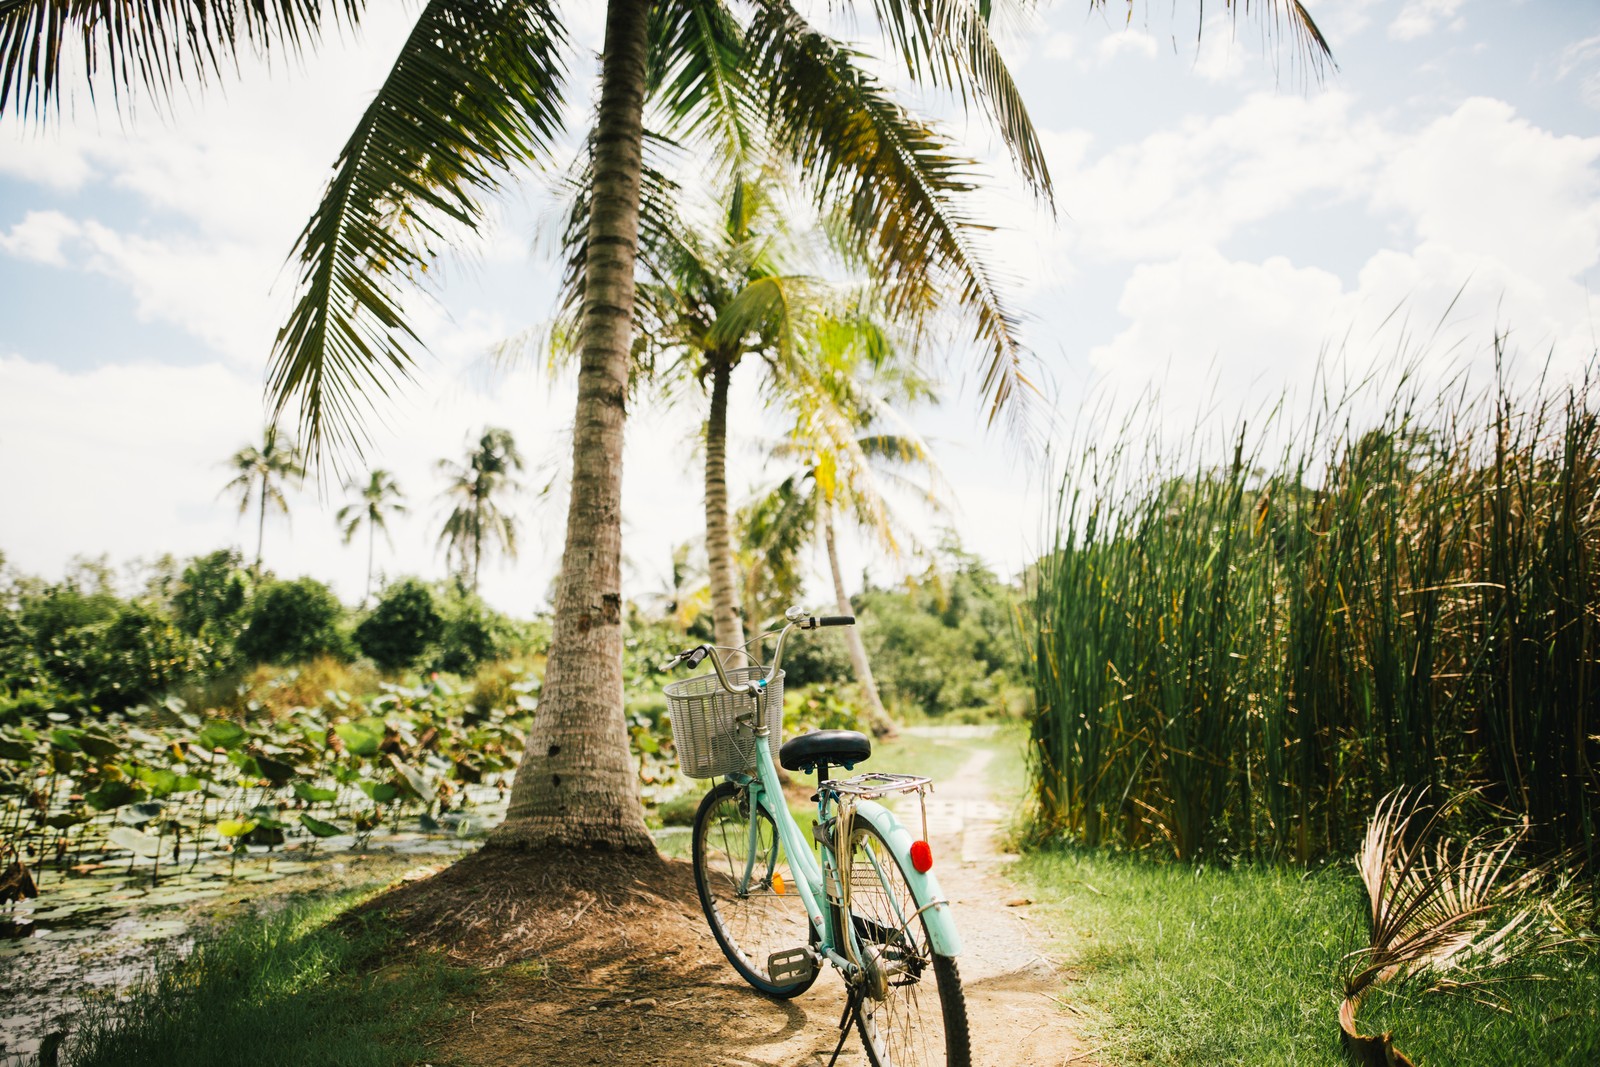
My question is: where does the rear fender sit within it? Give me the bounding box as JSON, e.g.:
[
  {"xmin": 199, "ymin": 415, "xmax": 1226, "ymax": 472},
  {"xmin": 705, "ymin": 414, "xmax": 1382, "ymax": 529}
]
[{"xmin": 849, "ymin": 799, "xmax": 962, "ymax": 957}]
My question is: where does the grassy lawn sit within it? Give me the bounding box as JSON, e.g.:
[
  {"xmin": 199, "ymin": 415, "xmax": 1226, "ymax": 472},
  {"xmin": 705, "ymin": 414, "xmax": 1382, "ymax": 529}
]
[
  {"xmin": 67, "ymin": 889, "xmax": 477, "ymax": 1067},
  {"xmin": 1015, "ymin": 848, "xmax": 1600, "ymax": 1066}
]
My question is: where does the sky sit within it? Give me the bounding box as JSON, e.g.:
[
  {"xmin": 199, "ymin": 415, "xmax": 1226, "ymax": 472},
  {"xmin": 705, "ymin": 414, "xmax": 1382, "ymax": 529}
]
[{"xmin": 2, "ymin": 0, "xmax": 1598, "ymax": 614}]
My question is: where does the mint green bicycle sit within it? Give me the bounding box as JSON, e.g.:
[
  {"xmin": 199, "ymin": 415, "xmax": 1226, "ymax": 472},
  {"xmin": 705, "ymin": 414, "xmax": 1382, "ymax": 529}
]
[{"xmin": 663, "ymin": 607, "xmax": 969, "ymax": 1067}]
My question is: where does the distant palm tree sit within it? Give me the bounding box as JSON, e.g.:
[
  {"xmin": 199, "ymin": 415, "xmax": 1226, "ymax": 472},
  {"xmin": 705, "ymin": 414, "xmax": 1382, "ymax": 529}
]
[
  {"xmin": 222, "ymin": 429, "xmax": 305, "ymax": 572},
  {"xmin": 337, "ymin": 469, "xmax": 407, "ymax": 605},
  {"xmin": 437, "ymin": 428, "xmax": 526, "ymax": 594},
  {"xmin": 748, "ymin": 376, "xmax": 946, "ymax": 736}
]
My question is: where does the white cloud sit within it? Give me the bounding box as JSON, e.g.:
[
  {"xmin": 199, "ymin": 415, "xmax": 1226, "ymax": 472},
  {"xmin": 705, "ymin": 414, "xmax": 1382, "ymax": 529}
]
[
  {"xmin": 1374, "ymin": 97, "xmax": 1600, "ymax": 281},
  {"xmin": 1305, "ymin": 0, "xmax": 1387, "ymax": 45},
  {"xmin": 0, "ymin": 210, "xmax": 80, "ymax": 265},
  {"xmin": 1389, "ymin": 0, "xmax": 1466, "ymax": 42},
  {"xmin": 1051, "ymin": 91, "xmax": 1389, "ymax": 262},
  {"xmin": 1088, "ymin": 249, "xmax": 1350, "ymax": 407},
  {"xmin": 1096, "ymin": 29, "xmax": 1158, "ymax": 64},
  {"xmin": 1044, "ymin": 33, "xmax": 1077, "ymax": 61},
  {"xmin": 1190, "ymin": 16, "xmax": 1249, "ymax": 84},
  {"xmin": 1556, "ymin": 34, "xmax": 1600, "ymax": 111}
]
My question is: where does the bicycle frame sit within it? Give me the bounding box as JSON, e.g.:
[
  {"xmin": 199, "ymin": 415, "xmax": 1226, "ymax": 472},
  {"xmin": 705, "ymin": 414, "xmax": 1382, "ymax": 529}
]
[{"xmin": 726, "ymin": 684, "xmax": 962, "ymax": 972}]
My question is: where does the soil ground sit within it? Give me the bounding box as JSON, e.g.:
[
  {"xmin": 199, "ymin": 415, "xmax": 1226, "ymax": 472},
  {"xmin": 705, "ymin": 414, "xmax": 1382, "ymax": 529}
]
[{"xmin": 376, "ymin": 733, "xmax": 1092, "ymax": 1067}]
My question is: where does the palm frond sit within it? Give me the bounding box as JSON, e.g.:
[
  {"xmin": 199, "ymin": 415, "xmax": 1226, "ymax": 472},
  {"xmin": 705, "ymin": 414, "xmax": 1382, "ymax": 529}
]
[
  {"xmin": 868, "ymin": 0, "xmax": 1051, "ymax": 197},
  {"xmin": 746, "ymin": 0, "xmax": 1035, "ymax": 438},
  {"xmin": 1339, "ymin": 789, "xmax": 1593, "ymax": 1065},
  {"xmin": 268, "ymin": 0, "xmax": 567, "ymax": 463},
  {"xmin": 647, "ymin": 0, "xmax": 756, "ymax": 168},
  {"xmin": 1092, "ymin": 0, "xmax": 1335, "ymax": 83},
  {"xmin": 0, "ymin": 0, "xmax": 361, "ymax": 119}
]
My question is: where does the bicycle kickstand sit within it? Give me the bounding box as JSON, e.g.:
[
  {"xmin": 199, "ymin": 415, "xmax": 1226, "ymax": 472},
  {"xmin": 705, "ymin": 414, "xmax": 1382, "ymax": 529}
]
[{"xmin": 824, "ymin": 986, "xmax": 867, "ymax": 1067}]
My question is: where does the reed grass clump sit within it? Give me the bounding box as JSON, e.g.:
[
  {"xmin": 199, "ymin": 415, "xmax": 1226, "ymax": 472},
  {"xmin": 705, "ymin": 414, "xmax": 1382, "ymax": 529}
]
[{"xmin": 1025, "ymin": 350, "xmax": 1600, "ymax": 866}]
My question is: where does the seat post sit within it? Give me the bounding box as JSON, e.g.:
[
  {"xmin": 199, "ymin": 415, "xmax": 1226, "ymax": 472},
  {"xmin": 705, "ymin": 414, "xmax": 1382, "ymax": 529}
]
[{"xmin": 816, "ymin": 760, "xmax": 831, "ymax": 784}]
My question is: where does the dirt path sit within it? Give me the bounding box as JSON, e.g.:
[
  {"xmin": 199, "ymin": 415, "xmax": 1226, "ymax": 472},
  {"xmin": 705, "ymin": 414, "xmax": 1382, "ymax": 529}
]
[
  {"xmin": 911, "ymin": 734, "xmax": 1092, "ymax": 1067},
  {"xmin": 430, "ymin": 731, "xmax": 1091, "ymax": 1067}
]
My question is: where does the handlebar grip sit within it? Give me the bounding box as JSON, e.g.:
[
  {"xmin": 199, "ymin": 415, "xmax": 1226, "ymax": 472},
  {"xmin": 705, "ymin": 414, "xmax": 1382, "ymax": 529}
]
[
  {"xmin": 661, "ymin": 646, "xmax": 710, "ymax": 671},
  {"xmin": 817, "ymin": 615, "xmax": 855, "ymax": 627}
]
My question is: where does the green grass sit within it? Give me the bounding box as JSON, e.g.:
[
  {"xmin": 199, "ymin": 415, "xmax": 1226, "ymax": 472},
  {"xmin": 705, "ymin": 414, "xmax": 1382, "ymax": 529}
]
[
  {"xmin": 864, "ymin": 725, "xmax": 995, "ymax": 785},
  {"xmin": 1015, "ymin": 849, "xmax": 1600, "ymax": 1066},
  {"xmin": 68, "ymin": 889, "xmax": 477, "ymax": 1067}
]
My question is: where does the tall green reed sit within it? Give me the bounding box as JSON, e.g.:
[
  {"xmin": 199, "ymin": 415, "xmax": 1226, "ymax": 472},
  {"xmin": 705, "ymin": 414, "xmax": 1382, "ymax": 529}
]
[{"xmin": 1026, "ymin": 350, "xmax": 1600, "ymax": 866}]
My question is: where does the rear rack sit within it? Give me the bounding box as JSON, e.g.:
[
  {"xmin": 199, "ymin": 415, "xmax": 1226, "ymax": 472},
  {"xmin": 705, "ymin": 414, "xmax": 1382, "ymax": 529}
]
[{"xmin": 823, "ymin": 772, "xmax": 931, "ymax": 799}]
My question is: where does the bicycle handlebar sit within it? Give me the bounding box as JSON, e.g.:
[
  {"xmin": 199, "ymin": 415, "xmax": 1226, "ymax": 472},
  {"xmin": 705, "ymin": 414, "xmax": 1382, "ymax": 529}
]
[{"xmin": 660, "ymin": 610, "xmax": 854, "ymax": 695}]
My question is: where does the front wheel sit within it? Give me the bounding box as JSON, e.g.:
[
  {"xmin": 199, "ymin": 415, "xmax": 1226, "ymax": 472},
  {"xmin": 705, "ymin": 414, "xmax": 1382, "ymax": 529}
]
[
  {"xmin": 845, "ymin": 819, "xmax": 970, "ymax": 1067},
  {"xmin": 692, "ymin": 780, "xmax": 817, "ymax": 998}
]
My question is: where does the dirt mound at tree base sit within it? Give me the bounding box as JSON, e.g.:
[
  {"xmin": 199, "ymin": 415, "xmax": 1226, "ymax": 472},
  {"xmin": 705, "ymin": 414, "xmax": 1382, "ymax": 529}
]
[
  {"xmin": 354, "ymin": 846, "xmax": 708, "ymax": 969},
  {"xmin": 360, "ymin": 846, "xmax": 866, "ymax": 1067}
]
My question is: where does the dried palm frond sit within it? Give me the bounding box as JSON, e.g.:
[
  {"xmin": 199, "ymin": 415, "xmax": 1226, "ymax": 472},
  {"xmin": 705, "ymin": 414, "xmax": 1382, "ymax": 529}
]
[{"xmin": 1339, "ymin": 789, "xmax": 1592, "ymax": 1065}]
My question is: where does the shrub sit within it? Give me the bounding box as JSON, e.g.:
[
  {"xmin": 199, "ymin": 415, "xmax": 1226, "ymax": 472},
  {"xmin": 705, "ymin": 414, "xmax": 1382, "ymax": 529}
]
[
  {"xmin": 237, "ymin": 578, "xmax": 349, "ymax": 666},
  {"xmin": 354, "ymin": 579, "xmax": 443, "ymax": 672},
  {"xmin": 432, "ymin": 588, "xmax": 523, "ymax": 674},
  {"xmin": 171, "ymin": 549, "xmax": 254, "ymax": 665}
]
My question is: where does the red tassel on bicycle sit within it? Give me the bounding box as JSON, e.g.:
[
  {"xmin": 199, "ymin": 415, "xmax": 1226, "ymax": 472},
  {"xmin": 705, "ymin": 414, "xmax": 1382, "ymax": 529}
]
[{"xmin": 910, "ymin": 839, "xmax": 933, "ymax": 873}]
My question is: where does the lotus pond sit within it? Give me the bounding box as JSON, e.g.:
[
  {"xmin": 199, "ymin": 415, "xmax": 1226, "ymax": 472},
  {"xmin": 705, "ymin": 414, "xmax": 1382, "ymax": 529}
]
[{"xmin": 0, "ymin": 671, "xmax": 557, "ymax": 1061}]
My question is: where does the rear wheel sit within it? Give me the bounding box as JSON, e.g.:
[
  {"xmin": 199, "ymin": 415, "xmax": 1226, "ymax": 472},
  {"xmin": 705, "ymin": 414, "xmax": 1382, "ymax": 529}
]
[
  {"xmin": 845, "ymin": 819, "xmax": 970, "ymax": 1067},
  {"xmin": 692, "ymin": 780, "xmax": 817, "ymax": 998}
]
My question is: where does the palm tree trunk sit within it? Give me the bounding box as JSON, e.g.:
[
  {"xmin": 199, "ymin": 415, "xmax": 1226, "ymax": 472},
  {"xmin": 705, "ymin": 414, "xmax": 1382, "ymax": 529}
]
[
  {"xmin": 824, "ymin": 503, "xmax": 895, "ymax": 739},
  {"xmin": 493, "ymin": 0, "xmax": 654, "ymax": 852},
  {"xmin": 704, "ymin": 357, "xmax": 747, "ymax": 667},
  {"xmin": 366, "ymin": 519, "xmax": 375, "ymax": 605}
]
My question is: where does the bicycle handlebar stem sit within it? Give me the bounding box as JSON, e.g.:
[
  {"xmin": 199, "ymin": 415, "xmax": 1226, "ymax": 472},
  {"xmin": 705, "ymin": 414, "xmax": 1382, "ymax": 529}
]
[{"xmin": 671, "ymin": 608, "xmax": 854, "ymax": 696}]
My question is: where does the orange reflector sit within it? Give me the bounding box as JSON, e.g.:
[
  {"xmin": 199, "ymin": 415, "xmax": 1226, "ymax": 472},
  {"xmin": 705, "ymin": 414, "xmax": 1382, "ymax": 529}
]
[
  {"xmin": 910, "ymin": 840, "xmax": 933, "ymax": 873},
  {"xmin": 772, "ymin": 872, "xmax": 786, "ymax": 895}
]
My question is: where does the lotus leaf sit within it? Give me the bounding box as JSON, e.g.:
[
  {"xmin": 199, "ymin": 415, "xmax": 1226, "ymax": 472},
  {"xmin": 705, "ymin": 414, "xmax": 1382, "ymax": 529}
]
[
  {"xmin": 135, "ymin": 767, "xmax": 180, "ymax": 795},
  {"xmin": 49, "ymin": 728, "xmax": 82, "ymax": 751},
  {"xmin": 388, "ymin": 757, "xmax": 434, "ymax": 804},
  {"xmin": 254, "ymin": 754, "xmax": 298, "ymax": 785},
  {"xmin": 300, "ymin": 814, "xmax": 344, "ymax": 838},
  {"xmin": 77, "ymin": 732, "xmax": 122, "ymax": 759},
  {"xmin": 292, "ymin": 781, "xmax": 338, "ymax": 804},
  {"xmin": 45, "ymin": 812, "xmax": 91, "ymax": 830},
  {"xmin": 246, "ymin": 824, "xmax": 286, "ymax": 847},
  {"xmin": 0, "ymin": 737, "xmax": 32, "ymax": 761},
  {"xmin": 85, "ymin": 780, "xmax": 146, "ymax": 811},
  {"xmin": 117, "ymin": 801, "xmax": 166, "ymax": 826},
  {"xmin": 108, "ymin": 826, "xmax": 162, "ymax": 858},
  {"xmin": 215, "ymin": 819, "xmax": 258, "ymax": 839},
  {"xmin": 198, "ymin": 719, "xmax": 247, "ymax": 750},
  {"xmin": 358, "ymin": 779, "xmax": 400, "ymax": 804},
  {"xmin": 129, "ymin": 919, "xmax": 188, "ymax": 941},
  {"xmin": 334, "ymin": 718, "xmax": 386, "ymax": 757}
]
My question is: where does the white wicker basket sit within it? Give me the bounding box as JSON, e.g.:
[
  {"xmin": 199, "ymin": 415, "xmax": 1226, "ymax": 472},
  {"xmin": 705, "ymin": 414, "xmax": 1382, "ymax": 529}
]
[{"xmin": 665, "ymin": 667, "xmax": 784, "ymax": 779}]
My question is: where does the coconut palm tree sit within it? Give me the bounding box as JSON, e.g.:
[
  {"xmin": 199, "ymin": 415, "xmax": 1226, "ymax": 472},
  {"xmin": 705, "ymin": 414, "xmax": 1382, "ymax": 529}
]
[
  {"xmin": 221, "ymin": 428, "xmax": 305, "ymax": 572},
  {"xmin": 436, "ymin": 428, "xmax": 526, "ymax": 594},
  {"xmin": 3, "ymin": 0, "xmax": 1330, "ymax": 853},
  {"xmin": 337, "ymin": 469, "xmax": 406, "ymax": 605},
  {"xmin": 747, "ymin": 367, "xmax": 947, "ymax": 735}
]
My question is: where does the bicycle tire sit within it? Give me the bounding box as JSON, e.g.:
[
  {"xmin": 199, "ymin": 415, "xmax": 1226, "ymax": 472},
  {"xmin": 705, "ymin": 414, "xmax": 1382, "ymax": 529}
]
[
  {"xmin": 691, "ymin": 780, "xmax": 818, "ymax": 998},
  {"xmin": 845, "ymin": 819, "xmax": 970, "ymax": 1067}
]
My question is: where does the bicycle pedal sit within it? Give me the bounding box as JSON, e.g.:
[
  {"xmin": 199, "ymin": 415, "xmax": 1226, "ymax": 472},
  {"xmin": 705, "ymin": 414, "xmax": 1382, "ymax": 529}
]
[{"xmin": 767, "ymin": 947, "xmax": 816, "ymax": 984}]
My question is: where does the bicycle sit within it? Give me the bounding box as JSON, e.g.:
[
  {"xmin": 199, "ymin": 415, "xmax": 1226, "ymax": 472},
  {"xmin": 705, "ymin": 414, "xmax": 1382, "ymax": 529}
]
[{"xmin": 662, "ymin": 607, "xmax": 970, "ymax": 1067}]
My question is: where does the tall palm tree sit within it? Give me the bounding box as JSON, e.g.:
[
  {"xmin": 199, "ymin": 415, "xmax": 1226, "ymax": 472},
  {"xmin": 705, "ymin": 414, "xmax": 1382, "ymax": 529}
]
[
  {"xmin": 749, "ymin": 367, "xmax": 947, "ymax": 736},
  {"xmin": 221, "ymin": 428, "xmax": 305, "ymax": 572},
  {"xmin": 624, "ymin": 175, "xmax": 821, "ymax": 666},
  {"xmin": 337, "ymin": 469, "xmax": 406, "ymax": 605},
  {"xmin": 3, "ymin": 1, "xmax": 1331, "ymax": 853},
  {"xmin": 436, "ymin": 428, "xmax": 525, "ymax": 594}
]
